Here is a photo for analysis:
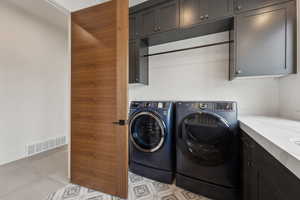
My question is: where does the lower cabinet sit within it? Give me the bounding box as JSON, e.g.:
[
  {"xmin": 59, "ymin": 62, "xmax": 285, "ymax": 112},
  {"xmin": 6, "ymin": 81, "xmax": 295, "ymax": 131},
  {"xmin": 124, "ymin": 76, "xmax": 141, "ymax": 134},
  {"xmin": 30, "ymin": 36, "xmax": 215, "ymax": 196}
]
[
  {"xmin": 129, "ymin": 39, "xmax": 149, "ymax": 85},
  {"xmin": 241, "ymin": 131, "xmax": 300, "ymax": 200}
]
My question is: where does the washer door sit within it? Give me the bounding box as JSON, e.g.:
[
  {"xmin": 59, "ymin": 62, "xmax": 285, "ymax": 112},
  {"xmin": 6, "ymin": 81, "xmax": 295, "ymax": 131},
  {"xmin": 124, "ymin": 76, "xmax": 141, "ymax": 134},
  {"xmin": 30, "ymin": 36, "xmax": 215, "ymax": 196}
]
[
  {"xmin": 179, "ymin": 112, "xmax": 233, "ymax": 166},
  {"xmin": 129, "ymin": 112, "xmax": 166, "ymax": 153}
]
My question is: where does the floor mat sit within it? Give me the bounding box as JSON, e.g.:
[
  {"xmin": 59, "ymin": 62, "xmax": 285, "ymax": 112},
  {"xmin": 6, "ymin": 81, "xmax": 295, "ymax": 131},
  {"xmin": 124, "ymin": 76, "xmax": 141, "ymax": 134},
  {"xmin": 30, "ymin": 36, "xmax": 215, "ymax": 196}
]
[{"xmin": 46, "ymin": 172, "xmax": 211, "ymax": 200}]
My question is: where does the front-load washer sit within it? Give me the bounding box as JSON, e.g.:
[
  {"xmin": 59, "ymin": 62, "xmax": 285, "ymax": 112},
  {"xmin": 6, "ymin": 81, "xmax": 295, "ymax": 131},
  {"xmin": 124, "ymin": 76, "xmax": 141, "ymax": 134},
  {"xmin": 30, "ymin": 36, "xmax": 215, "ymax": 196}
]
[
  {"xmin": 175, "ymin": 101, "xmax": 239, "ymax": 200},
  {"xmin": 129, "ymin": 101, "xmax": 175, "ymax": 183}
]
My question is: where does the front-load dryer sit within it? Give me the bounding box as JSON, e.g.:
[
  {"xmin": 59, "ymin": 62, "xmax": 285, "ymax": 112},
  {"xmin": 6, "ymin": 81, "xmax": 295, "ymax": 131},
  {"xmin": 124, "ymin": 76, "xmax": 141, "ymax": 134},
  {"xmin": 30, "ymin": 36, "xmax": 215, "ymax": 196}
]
[
  {"xmin": 175, "ymin": 101, "xmax": 239, "ymax": 200},
  {"xmin": 129, "ymin": 101, "xmax": 175, "ymax": 184}
]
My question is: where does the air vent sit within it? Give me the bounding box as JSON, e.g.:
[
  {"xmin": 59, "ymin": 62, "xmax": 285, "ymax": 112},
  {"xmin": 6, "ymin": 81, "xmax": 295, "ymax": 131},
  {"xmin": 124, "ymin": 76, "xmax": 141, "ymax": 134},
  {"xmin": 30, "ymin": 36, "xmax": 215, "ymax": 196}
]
[{"xmin": 26, "ymin": 136, "xmax": 67, "ymax": 157}]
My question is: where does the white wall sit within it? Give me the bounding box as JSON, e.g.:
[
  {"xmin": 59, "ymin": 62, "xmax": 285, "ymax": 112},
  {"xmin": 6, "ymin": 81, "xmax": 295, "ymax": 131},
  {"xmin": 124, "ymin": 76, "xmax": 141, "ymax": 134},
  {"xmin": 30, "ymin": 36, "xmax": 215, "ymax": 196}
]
[
  {"xmin": 0, "ymin": 1, "xmax": 69, "ymax": 165},
  {"xmin": 129, "ymin": 32, "xmax": 280, "ymax": 117},
  {"xmin": 129, "ymin": 0, "xmax": 149, "ymax": 7},
  {"xmin": 278, "ymin": 0, "xmax": 300, "ymax": 121}
]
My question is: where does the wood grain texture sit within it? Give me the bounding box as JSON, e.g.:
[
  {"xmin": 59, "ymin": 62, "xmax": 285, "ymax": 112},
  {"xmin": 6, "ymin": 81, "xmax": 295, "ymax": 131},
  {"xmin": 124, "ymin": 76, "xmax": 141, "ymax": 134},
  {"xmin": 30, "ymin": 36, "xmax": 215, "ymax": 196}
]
[{"xmin": 71, "ymin": 0, "xmax": 128, "ymax": 198}]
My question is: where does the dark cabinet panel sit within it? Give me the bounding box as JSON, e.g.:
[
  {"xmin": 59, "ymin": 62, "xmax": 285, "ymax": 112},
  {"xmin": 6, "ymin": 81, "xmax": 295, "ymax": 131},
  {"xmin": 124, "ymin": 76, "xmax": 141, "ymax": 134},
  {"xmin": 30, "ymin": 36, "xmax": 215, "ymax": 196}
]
[
  {"xmin": 129, "ymin": 14, "xmax": 140, "ymax": 40},
  {"xmin": 156, "ymin": 0, "xmax": 179, "ymax": 32},
  {"xmin": 129, "ymin": 40, "xmax": 149, "ymax": 84},
  {"xmin": 139, "ymin": 8, "xmax": 157, "ymax": 36},
  {"xmin": 180, "ymin": 0, "xmax": 233, "ymax": 28},
  {"xmin": 241, "ymin": 131, "xmax": 300, "ymax": 200},
  {"xmin": 129, "ymin": 41, "xmax": 136, "ymax": 83},
  {"xmin": 257, "ymin": 173, "xmax": 283, "ymax": 200},
  {"xmin": 235, "ymin": 0, "xmax": 290, "ymax": 12},
  {"xmin": 241, "ymin": 134, "xmax": 257, "ymax": 200},
  {"xmin": 232, "ymin": 1, "xmax": 296, "ymax": 78},
  {"xmin": 139, "ymin": 0, "xmax": 179, "ymax": 37},
  {"xmin": 208, "ymin": 0, "xmax": 234, "ymax": 20},
  {"xmin": 180, "ymin": 0, "xmax": 208, "ymax": 27}
]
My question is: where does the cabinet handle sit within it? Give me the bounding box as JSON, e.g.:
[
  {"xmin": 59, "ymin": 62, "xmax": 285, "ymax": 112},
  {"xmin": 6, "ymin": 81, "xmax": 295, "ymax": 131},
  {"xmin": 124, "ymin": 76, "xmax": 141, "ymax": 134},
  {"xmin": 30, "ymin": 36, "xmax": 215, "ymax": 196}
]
[
  {"xmin": 247, "ymin": 161, "xmax": 252, "ymax": 167},
  {"xmin": 200, "ymin": 16, "xmax": 205, "ymax": 20},
  {"xmin": 236, "ymin": 69, "xmax": 242, "ymax": 74},
  {"xmin": 204, "ymin": 14, "xmax": 209, "ymax": 19}
]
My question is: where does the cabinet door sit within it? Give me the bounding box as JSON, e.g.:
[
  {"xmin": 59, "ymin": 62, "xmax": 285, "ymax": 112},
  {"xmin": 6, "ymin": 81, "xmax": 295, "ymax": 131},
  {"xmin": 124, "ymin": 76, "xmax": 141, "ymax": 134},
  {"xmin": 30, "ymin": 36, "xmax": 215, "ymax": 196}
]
[
  {"xmin": 156, "ymin": 0, "xmax": 179, "ymax": 33},
  {"xmin": 207, "ymin": 0, "xmax": 233, "ymax": 20},
  {"xmin": 129, "ymin": 14, "xmax": 139, "ymax": 40},
  {"xmin": 129, "ymin": 40, "xmax": 149, "ymax": 84},
  {"xmin": 139, "ymin": 8, "xmax": 156, "ymax": 37},
  {"xmin": 235, "ymin": 0, "xmax": 289, "ymax": 12},
  {"xmin": 129, "ymin": 41, "xmax": 137, "ymax": 83},
  {"xmin": 180, "ymin": 0, "xmax": 209, "ymax": 27},
  {"xmin": 241, "ymin": 135, "xmax": 257, "ymax": 200},
  {"xmin": 180, "ymin": 0, "xmax": 233, "ymax": 28},
  {"xmin": 257, "ymin": 173, "xmax": 282, "ymax": 200},
  {"xmin": 234, "ymin": 2, "xmax": 294, "ymax": 77}
]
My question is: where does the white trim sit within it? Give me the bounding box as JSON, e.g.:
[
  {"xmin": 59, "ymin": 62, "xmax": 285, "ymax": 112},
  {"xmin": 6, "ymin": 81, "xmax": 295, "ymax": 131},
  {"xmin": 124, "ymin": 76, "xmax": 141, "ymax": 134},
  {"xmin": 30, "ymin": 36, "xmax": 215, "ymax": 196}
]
[{"xmin": 44, "ymin": 0, "xmax": 70, "ymax": 15}]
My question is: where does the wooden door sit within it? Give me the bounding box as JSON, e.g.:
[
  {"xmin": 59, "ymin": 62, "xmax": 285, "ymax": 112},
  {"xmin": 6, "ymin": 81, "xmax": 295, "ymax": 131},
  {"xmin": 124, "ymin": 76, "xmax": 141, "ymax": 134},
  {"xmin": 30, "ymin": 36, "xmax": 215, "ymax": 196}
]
[{"xmin": 71, "ymin": 0, "xmax": 129, "ymax": 198}]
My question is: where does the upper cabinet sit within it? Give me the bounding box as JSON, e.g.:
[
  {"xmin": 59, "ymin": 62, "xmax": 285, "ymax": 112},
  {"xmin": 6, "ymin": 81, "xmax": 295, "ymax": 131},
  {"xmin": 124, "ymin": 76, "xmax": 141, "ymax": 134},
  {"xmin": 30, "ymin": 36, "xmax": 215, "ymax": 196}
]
[
  {"xmin": 156, "ymin": 0, "xmax": 180, "ymax": 33},
  {"xmin": 180, "ymin": 0, "xmax": 234, "ymax": 28},
  {"xmin": 130, "ymin": 0, "xmax": 297, "ymax": 83},
  {"xmin": 129, "ymin": 14, "xmax": 140, "ymax": 40},
  {"xmin": 235, "ymin": 0, "xmax": 290, "ymax": 12},
  {"xmin": 139, "ymin": 0, "xmax": 179, "ymax": 37},
  {"xmin": 231, "ymin": 1, "xmax": 296, "ymax": 79}
]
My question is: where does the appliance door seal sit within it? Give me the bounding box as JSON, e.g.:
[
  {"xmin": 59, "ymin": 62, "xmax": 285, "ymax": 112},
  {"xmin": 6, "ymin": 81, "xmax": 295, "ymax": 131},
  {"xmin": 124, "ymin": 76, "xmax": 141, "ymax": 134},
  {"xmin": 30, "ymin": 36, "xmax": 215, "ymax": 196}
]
[{"xmin": 129, "ymin": 111, "xmax": 166, "ymax": 153}]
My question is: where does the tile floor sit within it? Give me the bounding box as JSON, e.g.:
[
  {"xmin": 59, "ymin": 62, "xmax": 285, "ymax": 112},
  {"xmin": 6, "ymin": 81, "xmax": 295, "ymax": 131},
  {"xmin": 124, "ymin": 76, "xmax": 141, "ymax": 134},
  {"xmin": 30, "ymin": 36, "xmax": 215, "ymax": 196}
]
[
  {"xmin": 47, "ymin": 172, "xmax": 211, "ymax": 200},
  {"xmin": 0, "ymin": 146, "xmax": 211, "ymax": 200},
  {"xmin": 0, "ymin": 146, "xmax": 69, "ymax": 200}
]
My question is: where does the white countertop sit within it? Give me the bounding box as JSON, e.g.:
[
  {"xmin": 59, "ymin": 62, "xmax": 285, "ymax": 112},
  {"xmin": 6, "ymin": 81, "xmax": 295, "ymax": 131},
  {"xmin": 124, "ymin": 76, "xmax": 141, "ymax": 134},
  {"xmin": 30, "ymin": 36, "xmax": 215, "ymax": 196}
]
[{"xmin": 239, "ymin": 116, "xmax": 300, "ymax": 179}]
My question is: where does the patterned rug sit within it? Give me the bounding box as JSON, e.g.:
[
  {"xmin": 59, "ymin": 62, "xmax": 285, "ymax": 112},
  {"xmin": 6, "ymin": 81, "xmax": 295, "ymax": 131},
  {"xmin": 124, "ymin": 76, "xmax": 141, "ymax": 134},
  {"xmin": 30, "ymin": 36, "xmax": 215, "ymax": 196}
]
[{"xmin": 46, "ymin": 172, "xmax": 211, "ymax": 200}]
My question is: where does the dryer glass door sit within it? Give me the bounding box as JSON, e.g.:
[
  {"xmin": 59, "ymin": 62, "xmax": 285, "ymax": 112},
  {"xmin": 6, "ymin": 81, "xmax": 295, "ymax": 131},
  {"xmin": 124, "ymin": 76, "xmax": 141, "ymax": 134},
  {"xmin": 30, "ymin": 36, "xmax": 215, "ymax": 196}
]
[
  {"xmin": 179, "ymin": 112, "xmax": 233, "ymax": 166},
  {"xmin": 130, "ymin": 112, "xmax": 166, "ymax": 152}
]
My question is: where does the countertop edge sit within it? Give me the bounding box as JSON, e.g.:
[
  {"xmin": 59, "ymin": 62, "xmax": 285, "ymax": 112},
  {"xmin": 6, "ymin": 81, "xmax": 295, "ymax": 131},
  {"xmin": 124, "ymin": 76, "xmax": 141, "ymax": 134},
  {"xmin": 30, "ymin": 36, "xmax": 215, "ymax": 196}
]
[{"xmin": 239, "ymin": 120, "xmax": 300, "ymax": 180}]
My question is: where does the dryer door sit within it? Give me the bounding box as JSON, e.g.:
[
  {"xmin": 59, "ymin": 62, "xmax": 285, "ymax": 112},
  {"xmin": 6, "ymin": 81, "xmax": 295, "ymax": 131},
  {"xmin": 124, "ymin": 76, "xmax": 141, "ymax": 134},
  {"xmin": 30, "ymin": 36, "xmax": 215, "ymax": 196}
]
[
  {"xmin": 129, "ymin": 112, "xmax": 166, "ymax": 152},
  {"xmin": 179, "ymin": 112, "xmax": 233, "ymax": 166}
]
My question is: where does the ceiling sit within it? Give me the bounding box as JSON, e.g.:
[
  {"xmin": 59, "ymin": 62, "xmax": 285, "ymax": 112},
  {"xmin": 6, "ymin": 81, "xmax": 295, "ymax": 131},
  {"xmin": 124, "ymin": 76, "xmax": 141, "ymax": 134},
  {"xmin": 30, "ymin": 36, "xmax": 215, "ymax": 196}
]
[
  {"xmin": 51, "ymin": 0, "xmax": 150, "ymax": 12},
  {"xmin": 50, "ymin": 0, "xmax": 110, "ymax": 12}
]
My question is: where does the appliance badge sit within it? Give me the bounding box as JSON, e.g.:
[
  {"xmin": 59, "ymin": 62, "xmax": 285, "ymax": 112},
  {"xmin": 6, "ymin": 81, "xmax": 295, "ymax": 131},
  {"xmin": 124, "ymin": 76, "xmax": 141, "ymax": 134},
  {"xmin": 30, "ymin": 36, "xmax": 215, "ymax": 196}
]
[{"xmin": 158, "ymin": 102, "xmax": 164, "ymax": 109}]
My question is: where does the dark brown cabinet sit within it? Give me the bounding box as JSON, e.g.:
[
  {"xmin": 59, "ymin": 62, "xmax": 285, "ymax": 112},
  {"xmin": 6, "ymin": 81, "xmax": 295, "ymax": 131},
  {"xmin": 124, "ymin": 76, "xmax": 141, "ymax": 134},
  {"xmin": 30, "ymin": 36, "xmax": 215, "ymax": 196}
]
[
  {"xmin": 241, "ymin": 131, "xmax": 300, "ymax": 200},
  {"xmin": 235, "ymin": 0, "xmax": 291, "ymax": 12},
  {"xmin": 129, "ymin": 14, "xmax": 139, "ymax": 40},
  {"xmin": 139, "ymin": 0, "xmax": 179, "ymax": 37},
  {"xmin": 130, "ymin": 0, "xmax": 297, "ymax": 83},
  {"xmin": 180, "ymin": 0, "xmax": 233, "ymax": 28},
  {"xmin": 156, "ymin": 0, "xmax": 180, "ymax": 33},
  {"xmin": 129, "ymin": 40, "xmax": 149, "ymax": 84},
  {"xmin": 139, "ymin": 8, "xmax": 157, "ymax": 37},
  {"xmin": 231, "ymin": 1, "xmax": 296, "ymax": 79}
]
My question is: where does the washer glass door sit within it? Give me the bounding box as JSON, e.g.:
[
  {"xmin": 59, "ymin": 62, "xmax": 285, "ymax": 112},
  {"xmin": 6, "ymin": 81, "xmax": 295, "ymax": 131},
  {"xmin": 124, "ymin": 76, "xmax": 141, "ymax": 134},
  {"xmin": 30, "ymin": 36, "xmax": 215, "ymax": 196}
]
[
  {"xmin": 179, "ymin": 112, "xmax": 233, "ymax": 166},
  {"xmin": 130, "ymin": 112, "xmax": 165, "ymax": 152}
]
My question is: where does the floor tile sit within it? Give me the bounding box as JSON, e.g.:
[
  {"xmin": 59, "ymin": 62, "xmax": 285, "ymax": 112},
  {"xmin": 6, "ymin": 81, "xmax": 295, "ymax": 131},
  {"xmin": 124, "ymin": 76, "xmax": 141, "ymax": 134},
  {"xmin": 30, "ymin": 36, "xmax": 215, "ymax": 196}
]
[
  {"xmin": 0, "ymin": 146, "xmax": 69, "ymax": 199},
  {"xmin": 47, "ymin": 172, "xmax": 211, "ymax": 200},
  {"xmin": 0, "ymin": 163, "xmax": 41, "ymax": 196}
]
